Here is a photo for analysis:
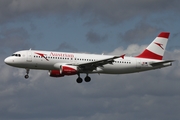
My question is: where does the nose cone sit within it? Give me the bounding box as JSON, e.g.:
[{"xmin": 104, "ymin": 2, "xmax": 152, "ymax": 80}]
[{"xmin": 4, "ymin": 57, "xmax": 11, "ymax": 65}]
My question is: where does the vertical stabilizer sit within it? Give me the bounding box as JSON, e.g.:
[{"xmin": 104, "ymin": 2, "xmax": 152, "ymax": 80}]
[{"xmin": 136, "ymin": 32, "xmax": 170, "ymax": 60}]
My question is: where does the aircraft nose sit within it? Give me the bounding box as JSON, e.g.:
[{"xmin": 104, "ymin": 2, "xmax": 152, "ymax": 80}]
[{"xmin": 4, "ymin": 57, "xmax": 11, "ymax": 65}]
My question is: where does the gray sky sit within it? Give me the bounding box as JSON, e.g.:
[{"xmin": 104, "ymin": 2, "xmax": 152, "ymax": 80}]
[{"xmin": 0, "ymin": 0, "xmax": 180, "ymax": 120}]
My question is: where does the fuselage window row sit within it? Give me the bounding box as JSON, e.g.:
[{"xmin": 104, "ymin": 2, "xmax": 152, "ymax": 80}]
[{"xmin": 33, "ymin": 55, "xmax": 131, "ymax": 64}]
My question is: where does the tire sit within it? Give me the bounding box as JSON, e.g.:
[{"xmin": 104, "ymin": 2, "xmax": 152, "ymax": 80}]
[
  {"xmin": 76, "ymin": 77, "xmax": 83, "ymax": 83},
  {"xmin": 84, "ymin": 76, "xmax": 91, "ymax": 82},
  {"xmin": 24, "ymin": 75, "xmax": 29, "ymax": 79}
]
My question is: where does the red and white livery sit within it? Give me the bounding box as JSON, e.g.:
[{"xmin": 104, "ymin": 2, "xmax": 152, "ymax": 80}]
[{"xmin": 4, "ymin": 32, "xmax": 174, "ymax": 83}]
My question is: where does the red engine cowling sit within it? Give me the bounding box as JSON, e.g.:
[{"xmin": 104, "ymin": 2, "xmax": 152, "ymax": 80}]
[
  {"xmin": 49, "ymin": 70, "xmax": 64, "ymax": 77},
  {"xmin": 60, "ymin": 65, "xmax": 78, "ymax": 75},
  {"xmin": 49, "ymin": 65, "xmax": 78, "ymax": 77}
]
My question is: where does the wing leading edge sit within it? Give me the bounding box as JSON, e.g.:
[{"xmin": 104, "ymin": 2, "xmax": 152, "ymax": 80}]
[{"xmin": 71, "ymin": 54, "xmax": 125, "ymax": 71}]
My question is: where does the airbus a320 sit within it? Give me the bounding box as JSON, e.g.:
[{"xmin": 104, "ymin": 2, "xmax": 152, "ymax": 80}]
[{"xmin": 4, "ymin": 32, "xmax": 173, "ymax": 83}]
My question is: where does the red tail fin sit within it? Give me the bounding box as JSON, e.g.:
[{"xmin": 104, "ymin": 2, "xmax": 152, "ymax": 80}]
[{"xmin": 136, "ymin": 32, "xmax": 170, "ymax": 60}]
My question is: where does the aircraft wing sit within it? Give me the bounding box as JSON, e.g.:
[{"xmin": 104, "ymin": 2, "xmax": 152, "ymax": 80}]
[
  {"xmin": 150, "ymin": 60, "xmax": 174, "ymax": 67},
  {"xmin": 71, "ymin": 54, "xmax": 125, "ymax": 71}
]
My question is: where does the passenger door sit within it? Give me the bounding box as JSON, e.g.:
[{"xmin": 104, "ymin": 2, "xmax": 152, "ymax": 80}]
[{"xmin": 27, "ymin": 49, "xmax": 32, "ymax": 62}]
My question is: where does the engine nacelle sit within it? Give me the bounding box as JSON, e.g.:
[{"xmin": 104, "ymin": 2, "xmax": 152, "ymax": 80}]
[
  {"xmin": 48, "ymin": 70, "xmax": 64, "ymax": 77},
  {"xmin": 49, "ymin": 65, "xmax": 78, "ymax": 77},
  {"xmin": 60, "ymin": 65, "xmax": 78, "ymax": 75}
]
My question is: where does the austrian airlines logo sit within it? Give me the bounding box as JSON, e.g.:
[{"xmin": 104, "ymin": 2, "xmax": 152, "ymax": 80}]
[
  {"xmin": 35, "ymin": 52, "xmax": 49, "ymax": 61},
  {"xmin": 154, "ymin": 42, "xmax": 164, "ymax": 50}
]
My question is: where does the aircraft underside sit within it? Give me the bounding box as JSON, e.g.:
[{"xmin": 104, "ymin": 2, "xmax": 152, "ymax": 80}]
[{"xmin": 22, "ymin": 64, "xmax": 165, "ymax": 83}]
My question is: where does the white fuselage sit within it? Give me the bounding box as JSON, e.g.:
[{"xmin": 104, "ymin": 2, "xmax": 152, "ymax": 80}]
[
  {"xmin": 4, "ymin": 50, "xmax": 170, "ymax": 74},
  {"xmin": 3, "ymin": 32, "xmax": 173, "ymax": 83}
]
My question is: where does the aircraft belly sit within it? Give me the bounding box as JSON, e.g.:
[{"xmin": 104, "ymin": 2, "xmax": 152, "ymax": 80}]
[
  {"xmin": 22, "ymin": 59, "xmax": 55, "ymax": 70},
  {"xmin": 96, "ymin": 64, "xmax": 138, "ymax": 74}
]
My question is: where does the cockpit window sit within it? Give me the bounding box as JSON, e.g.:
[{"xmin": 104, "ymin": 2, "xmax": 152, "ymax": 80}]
[{"xmin": 12, "ymin": 54, "xmax": 21, "ymax": 57}]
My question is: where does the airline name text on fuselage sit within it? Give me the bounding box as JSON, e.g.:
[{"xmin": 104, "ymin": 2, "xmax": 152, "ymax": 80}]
[{"xmin": 50, "ymin": 52, "xmax": 74, "ymax": 58}]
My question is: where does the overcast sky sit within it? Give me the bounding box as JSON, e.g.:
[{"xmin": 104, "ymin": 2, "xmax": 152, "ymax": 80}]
[{"xmin": 0, "ymin": 0, "xmax": 180, "ymax": 120}]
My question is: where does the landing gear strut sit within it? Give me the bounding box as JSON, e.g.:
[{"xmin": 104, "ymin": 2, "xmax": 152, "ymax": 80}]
[
  {"xmin": 24, "ymin": 69, "xmax": 30, "ymax": 79},
  {"xmin": 76, "ymin": 73, "xmax": 83, "ymax": 83},
  {"xmin": 76, "ymin": 73, "xmax": 91, "ymax": 83}
]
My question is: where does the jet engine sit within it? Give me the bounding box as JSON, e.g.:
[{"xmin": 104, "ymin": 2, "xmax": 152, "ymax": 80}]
[
  {"xmin": 49, "ymin": 65, "xmax": 78, "ymax": 77},
  {"xmin": 48, "ymin": 70, "xmax": 64, "ymax": 77}
]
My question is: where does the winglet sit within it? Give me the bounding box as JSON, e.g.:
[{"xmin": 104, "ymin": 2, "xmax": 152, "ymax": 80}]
[{"xmin": 120, "ymin": 54, "xmax": 125, "ymax": 59}]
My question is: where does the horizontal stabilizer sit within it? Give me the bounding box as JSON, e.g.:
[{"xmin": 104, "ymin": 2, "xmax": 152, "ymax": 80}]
[{"xmin": 150, "ymin": 60, "xmax": 174, "ymax": 66}]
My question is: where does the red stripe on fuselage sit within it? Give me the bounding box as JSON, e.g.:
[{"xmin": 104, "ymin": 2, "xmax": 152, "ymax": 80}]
[{"xmin": 136, "ymin": 49, "xmax": 162, "ymax": 60}]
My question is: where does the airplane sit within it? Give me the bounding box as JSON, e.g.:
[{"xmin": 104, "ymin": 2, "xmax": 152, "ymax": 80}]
[{"xmin": 4, "ymin": 32, "xmax": 174, "ymax": 83}]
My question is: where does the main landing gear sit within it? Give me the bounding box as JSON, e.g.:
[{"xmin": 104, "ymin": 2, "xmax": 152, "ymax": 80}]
[
  {"xmin": 24, "ymin": 69, "xmax": 30, "ymax": 79},
  {"xmin": 76, "ymin": 73, "xmax": 91, "ymax": 83}
]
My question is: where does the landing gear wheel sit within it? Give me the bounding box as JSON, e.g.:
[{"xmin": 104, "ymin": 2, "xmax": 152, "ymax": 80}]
[
  {"xmin": 84, "ymin": 76, "xmax": 91, "ymax": 82},
  {"xmin": 24, "ymin": 75, "xmax": 29, "ymax": 79},
  {"xmin": 25, "ymin": 69, "xmax": 30, "ymax": 79},
  {"xmin": 76, "ymin": 77, "xmax": 83, "ymax": 83}
]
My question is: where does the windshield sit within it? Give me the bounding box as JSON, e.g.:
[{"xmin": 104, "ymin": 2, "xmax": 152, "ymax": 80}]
[{"xmin": 12, "ymin": 54, "xmax": 21, "ymax": 57}]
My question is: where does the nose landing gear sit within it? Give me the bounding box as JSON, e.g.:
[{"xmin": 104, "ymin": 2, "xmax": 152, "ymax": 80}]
[{"xmin": 24, "ymin": 69, "xmax": 30, "ymax": 79}]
